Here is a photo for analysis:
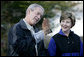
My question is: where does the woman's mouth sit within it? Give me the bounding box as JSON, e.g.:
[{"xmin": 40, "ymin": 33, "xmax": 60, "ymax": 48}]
[{"xmin": 62, "ymin": 26, "xmax": 68, "ymax": 29}]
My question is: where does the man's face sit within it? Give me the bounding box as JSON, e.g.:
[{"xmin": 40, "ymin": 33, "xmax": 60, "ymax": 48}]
[{"xmin": 28, "ymin": 7, "xmax": 43, "ymax": 25}]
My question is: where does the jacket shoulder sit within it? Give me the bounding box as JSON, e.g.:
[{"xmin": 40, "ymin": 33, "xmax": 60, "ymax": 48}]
[
  {"xmin": 52, "ymin": 33, "xmax": 60, "ymax": 40},
  {"xmin": 71, "ymin": 32, "xmax": 80, "ymax": 40}
]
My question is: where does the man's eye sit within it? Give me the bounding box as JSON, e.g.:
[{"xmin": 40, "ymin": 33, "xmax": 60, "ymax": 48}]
[
  {"xmin": 37, "ymin": 13, "xmax": 42, "ymax": 17},
  {"xmin": 37, "ymin": 13, "xmax": 40, "ymax": 15}
]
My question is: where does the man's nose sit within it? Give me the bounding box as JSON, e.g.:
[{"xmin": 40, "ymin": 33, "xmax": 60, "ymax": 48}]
[{"xmin": 37, "ymin": 15, "xmax": 41, "ymax": 19}]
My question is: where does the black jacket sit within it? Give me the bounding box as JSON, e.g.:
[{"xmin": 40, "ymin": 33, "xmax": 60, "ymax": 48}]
[
  {"xmin": 52, "ymin": 31, "xmax": 80, "ymax": 56},
  {"xmin": 8, "ymin": 19, "xmax": 48, "ymax": 56}
]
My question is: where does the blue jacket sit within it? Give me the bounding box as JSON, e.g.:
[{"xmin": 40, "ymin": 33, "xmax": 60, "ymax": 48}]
[{"xmin": 48, "ymin": 29, "xmax": 83, "ymax": 56}]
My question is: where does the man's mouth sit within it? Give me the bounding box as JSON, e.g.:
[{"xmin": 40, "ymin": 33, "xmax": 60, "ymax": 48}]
[
  {"xmin": 34, "ymin": 17, "xmax": 39, "ymax": 22},
  {"xmin": 35, "ymin": 18, "xmax": 38, "ymax": 22}
]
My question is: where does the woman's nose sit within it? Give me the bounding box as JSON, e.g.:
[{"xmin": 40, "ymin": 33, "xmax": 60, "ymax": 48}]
[{"xmin": 63, "ymin": 22, "xmax": 67, "ymax": 25}]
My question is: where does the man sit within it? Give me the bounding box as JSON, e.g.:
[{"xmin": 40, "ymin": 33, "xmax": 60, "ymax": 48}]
[{"xmin": 8, "ymin": 3, "xmax": 51, "ymax": 56}]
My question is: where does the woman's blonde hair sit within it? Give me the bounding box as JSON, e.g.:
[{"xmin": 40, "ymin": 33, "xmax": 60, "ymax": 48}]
[{"xmin": 60, "ymin": 11, "xmax": 76, "ymax": 28}]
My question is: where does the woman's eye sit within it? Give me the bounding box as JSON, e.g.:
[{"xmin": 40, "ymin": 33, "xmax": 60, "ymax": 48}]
[
  {"xmin": 66, "ymin": 21, "xmax": 70, "ymax": 23},
  {"xmin": 62, "ymin": 20, "xmax": 65, "ymax": 22}
]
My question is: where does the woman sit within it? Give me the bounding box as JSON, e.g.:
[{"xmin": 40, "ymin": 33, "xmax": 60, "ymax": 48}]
[{"xmin": 48, "ymin": 11, "xmax": 83, "ymax": 56}]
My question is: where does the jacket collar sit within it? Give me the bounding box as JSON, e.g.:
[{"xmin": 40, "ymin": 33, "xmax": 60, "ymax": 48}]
[
  {"xmin": 58, "ymin": 29, "xmax": 74, "ymax": 37},
  {"xmin": 59, "ymin": 29, "xmax": 66, "ymax": 36},
  {"xmin": 19, "ymin": 19, "xmax": 28, "ymax": 29},
  {"xmin": 23, "ymin": 19, "xmax": 34, "ymax": 31}
]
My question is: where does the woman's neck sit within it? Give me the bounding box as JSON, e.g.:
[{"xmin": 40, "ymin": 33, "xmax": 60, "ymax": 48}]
[{"xmin": 63, "ymin": 30, "xmax": 70, "ymax": 37}]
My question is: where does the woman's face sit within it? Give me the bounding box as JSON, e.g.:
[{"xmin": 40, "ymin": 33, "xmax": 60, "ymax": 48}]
[{"xmin": 60, "ymin": 18, "xmax": 72, "ymax": 32}]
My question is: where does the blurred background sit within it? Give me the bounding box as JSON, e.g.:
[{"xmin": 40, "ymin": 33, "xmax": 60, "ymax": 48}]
[{"xmin": 1, "ymin": 1, "xmax": 83, "ymax": 56}]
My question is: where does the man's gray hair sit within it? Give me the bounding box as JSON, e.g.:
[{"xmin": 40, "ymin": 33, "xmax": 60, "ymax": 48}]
[{"xmin": 26, "ymin": 3, "xmax": 44, "ymax": 15}]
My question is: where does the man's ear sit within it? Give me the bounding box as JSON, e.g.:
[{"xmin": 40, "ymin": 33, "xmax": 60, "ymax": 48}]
[
  {"xmin": 28, "ymin": 9, "xmax": 30, "ymax": 14},
  {"xmin": 28, "ymin": 9, "xmax": 31, "ymax": 14}
]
